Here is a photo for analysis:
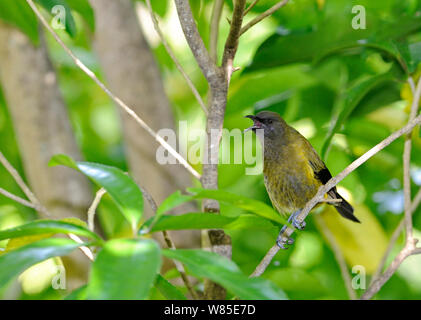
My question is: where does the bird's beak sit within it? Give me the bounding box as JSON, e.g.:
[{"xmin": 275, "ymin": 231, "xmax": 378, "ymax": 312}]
[{"xmin": 244, "ymin": 115, "xmax": 262, "ymax": 133}]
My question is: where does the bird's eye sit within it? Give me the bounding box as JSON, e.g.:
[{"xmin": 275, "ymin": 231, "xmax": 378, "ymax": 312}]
[{"xmin": 266, "ymin": 119, "xmax": 273, "ymax": 124}]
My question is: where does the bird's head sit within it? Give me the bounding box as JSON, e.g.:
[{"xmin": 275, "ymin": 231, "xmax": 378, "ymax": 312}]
[{"xmin": 244, "ymin": 111, "xmax": 287, "ymax": 141}]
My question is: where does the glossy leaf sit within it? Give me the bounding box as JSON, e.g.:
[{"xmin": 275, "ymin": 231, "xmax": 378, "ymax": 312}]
[
  {"xmin": 156, "ymin": 190, "xmax": 194, "ymax": 216},
  {"xmin": 315, "ymin": 205, "xmax": 388, "ymax": 274},
  {"xmin": 247, "ymin": 16, "xmax": 421, "ymax": 73},
  {"xmin": 50, "ymin": 154, "xmax": 144, "ymax": 232},
  {"xmin": 0, "ymin": 219, "xmax": 102, "ymax": 243},
  {"xmin": 143, "ymin": 213, "xmax": 278, "ymax": 235},
  {"xmin": 162, "ymin": 249, "xmax": 287, "ymax": 300},
  {"xmin": 155, "ymin": 274, "xmax": 187, "ymax": 300},
  {"xmin": 0, "ymin": 238, "xmax": 83, "ymax": 287},
  {"xmin": 86, "ymin": 239, "xmax": 161, "ymax": 300},
  {"xmin": 187, "ymin": 188, "xmax": 286, "ymax": 224},
  {"xmin": 67, "ymin": 0, "xmax": 95, "ymax": 30}
]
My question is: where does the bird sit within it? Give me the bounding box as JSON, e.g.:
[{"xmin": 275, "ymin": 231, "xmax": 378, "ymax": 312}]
[{"xmin": 245, "ymin": 111, "xmax": 360, "ymax": 249}]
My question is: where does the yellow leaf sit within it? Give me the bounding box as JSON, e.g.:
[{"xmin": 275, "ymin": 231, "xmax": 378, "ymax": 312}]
[
  {"xmin": 315, "ymin": 204, "xmax": 388, "ymax": 274},
  {"xmin": 60, "ymin": 217, "xmax": 87, "ymax": 228}
]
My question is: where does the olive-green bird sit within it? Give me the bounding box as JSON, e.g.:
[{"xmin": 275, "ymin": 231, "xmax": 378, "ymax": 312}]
[{"xmin": 245, "ymin": 111, "xmax": 360, "ymax": 248}]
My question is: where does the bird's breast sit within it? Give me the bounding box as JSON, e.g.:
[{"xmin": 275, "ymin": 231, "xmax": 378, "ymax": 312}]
[{"xmin": 263, "ymin": 153, "xmax": 320, "ymax": 215}]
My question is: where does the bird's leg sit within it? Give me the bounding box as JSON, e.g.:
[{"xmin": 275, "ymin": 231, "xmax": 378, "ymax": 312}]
[{"xmin": 276, "ymin": 214, "xmax": 295, "ymax": 249}]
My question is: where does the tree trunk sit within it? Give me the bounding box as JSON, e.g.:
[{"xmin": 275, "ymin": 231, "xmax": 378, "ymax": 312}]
[
  {"xmin": 89, "ymin": 0, "xmax": 200, "ymax": 252},
  {"xmin": 0, "ymin": 23, "xmax": 93, "ymax": 291}
]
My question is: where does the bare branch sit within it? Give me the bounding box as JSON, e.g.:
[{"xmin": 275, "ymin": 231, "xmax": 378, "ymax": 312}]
[
  {"xmin": 68, "ymin": 233, "xmax": 94, "ymax": 261},
  {"xmin": 174, "ymin": 0, "xmax": 221, "ymax": 87},
  {"xmin": 240, "ymin": 0, "xmax": 289, "ymax": 35},
  {"xmin": 209, "ymin": 0, "xmax": 224, "ymax": 63},
  {"xmin": 222, "ymin": 0, "xmax": 247, "ymax": 84},
  {"xmin": 0, "ymin": 150, "xmax": 48, "ymax": 215},
  {"xmin": 0, "ymin": 150, "xmax": 94, "ymax": 261},
  {"xmin": 26, "ymin": 0, "xmax": 200, "ymax": 180},
  {"xmin": 403, "ymin": 76, "xmax": 421, "ymax": 245},
  {"xmin": 0, "ymin": 187, "xmax": 40, "ymax": 211},
  {"xmin": 140, "ymin": 184, "xmax": 199, "ymax": 300},
  {"xmin": 361, "ymin": 245, "xmax": 421, "ymax": 300},
  {"xmin": 315, "ymin": 215, "xmax": 356, "ymax": 300},
  {"xmin": 145, "ymin": 0, "xmax": 208, "ymax": 115},
  {"xmin": 243, "ymin": 0, "xmax": 260, "ymax": 16},
  {"xmin": 87, "ymin": 188, "xmax": 106, "ymax": 232},
  {"xmin": 250, "ymin": 244, "xmax": 279, "ymax": 277}
]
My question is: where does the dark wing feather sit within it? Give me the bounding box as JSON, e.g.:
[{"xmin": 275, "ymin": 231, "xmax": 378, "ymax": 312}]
[{"xmin": 308, "ymin": 149, "xmax": 360, "ymax": 223}]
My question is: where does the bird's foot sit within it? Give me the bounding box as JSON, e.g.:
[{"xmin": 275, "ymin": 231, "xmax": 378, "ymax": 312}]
[
  {"xmin": 276, "ymin": 235, "xmax": 294, "ymax": 249},
  {"xmin": 292, "ymin": 219, "xmax": 306, "ymax": 230},
  {"xmin": 276, "ymin": 225, "xmax": 294, "ymax": 249},
  {"xmin": 291, "ymin": 210, "xmax": 306, "ymax": 230}
]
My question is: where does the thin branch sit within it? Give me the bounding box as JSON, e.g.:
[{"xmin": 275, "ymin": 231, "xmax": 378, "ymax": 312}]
[
  {"xmin": 361, "ymin": 245, "xmax": 421, "ymax": 300},
  {"xmin": 68, "ymin": 233, "xmax": 94, "ymax": 261},
  {"xmin": 403, "ymin": 76, "xmax": 421, "ymax": 245},
  {"xmin": 368, "ymin": 74, "xmax": 421, "ymax": 289},
  {"xmin": 0, "ymin": 150, "xmax": 94, "ymax": 261},
  {"xmin": 243, "ymin": 0, "xmax": 260, "ymax": 16},
  {"xmin": 0, "ymin": 187, "xmax": 40, "ymax": 211},
  {"xmin": 240, "ymin": 0, "xmax": 289, "ymax": 35},
  {"xmin": 139, "ymin": 185, "xmax": 199, "ymax": 300},
  {"xmin": 250, "ymin": 244, "xmax": 279, "ymax": 277},
  {"xmin": 174, "ymin": 0, "xmax": 221, "ymax": 87},
  {"xmin": 371, "ymin": 181, "xmax": 421, "ymax": 285},
  {"xmin": 145, "ymin": 0, "xmax": 208, "ymax": 115},
  {"xmin": 222, "ymin": 0, "xmax": 247, "ymax": 84},
  {"xmin": 87, "ymin": 188, "xmax": 106, "ymax": 232},
  {"xmin": 315, "ymin": 215, "xmax": 356, "ymax": 300},
  {"xmin": 209, "ymin": 0, "xmax": 224, "ymax": 63},
  {"xmin": 26, "ymin": 0, "xmax": 201, "ymax": 180},
  {"xmin": 0, "ymin": 150, "xmax": 48, "ymax": 216},
  {"xmin": 252, "ymin": 113, "xmax": 421, "ymax": 277}
]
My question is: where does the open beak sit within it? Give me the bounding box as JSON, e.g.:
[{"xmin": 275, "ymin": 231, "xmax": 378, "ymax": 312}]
[{"xmin": 244, "ymin": 115, "xmax": 262, "ymax": 133}]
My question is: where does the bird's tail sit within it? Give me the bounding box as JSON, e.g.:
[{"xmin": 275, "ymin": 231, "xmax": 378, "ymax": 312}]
[{"xmin": 331, "ymin": 192, "xmax": 360, "ymax": 223}]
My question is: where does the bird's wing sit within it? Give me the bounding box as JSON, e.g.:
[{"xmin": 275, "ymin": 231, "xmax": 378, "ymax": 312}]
[{"xmin": 301, "ymin": 138, "xmax": 336, "ymax": 194}]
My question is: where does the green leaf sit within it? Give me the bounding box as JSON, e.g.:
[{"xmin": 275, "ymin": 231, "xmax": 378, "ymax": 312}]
[
  {"xmin": 162, "ymin": 249, "xmax": 287, "ymax": 300},
  {"xmin": 50, "ymin": 154, "xmax": 144, "ymax": 232},
  {"xmin": 187, "ymin": 188, "xmax": 286, "ymax": 224},
  {"xmin": 321, "ymin": 73, "xmax": 395, "ymax": 159},
  {"xmin": 0, "ymin": 220, "xmax": 102, "ymax": 243},
  {"xmin": 36, "ymin": 0, "xmax": 77, "ymax": 37},
  {"xmin": 155, "ymin": 274, "xmax": 187, "ymax": 300},
  {"xmin": 0, "ymin": 0, "xmax": 39, "ymax": 44},
  {"xmin": 66, "ymin": 0, "xmax": 95, "ymax": 30},
  {"xmin": 86, "ymin": 239, "xmax": 161, "ymax": 300},
  {"xmin": 0, "ymin": 238, "xmax": 83, "ymax": 288},
  {"xmin": 143, "ymin": 213, "xmax": 278, "ymax": 235},
  {"xmin": 156, "ymin": 190, "xmax": 194, "ymax": 216},
  {"xmin": 247, "ymin": 16, "xmax": 421, "ymax": 73}
]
